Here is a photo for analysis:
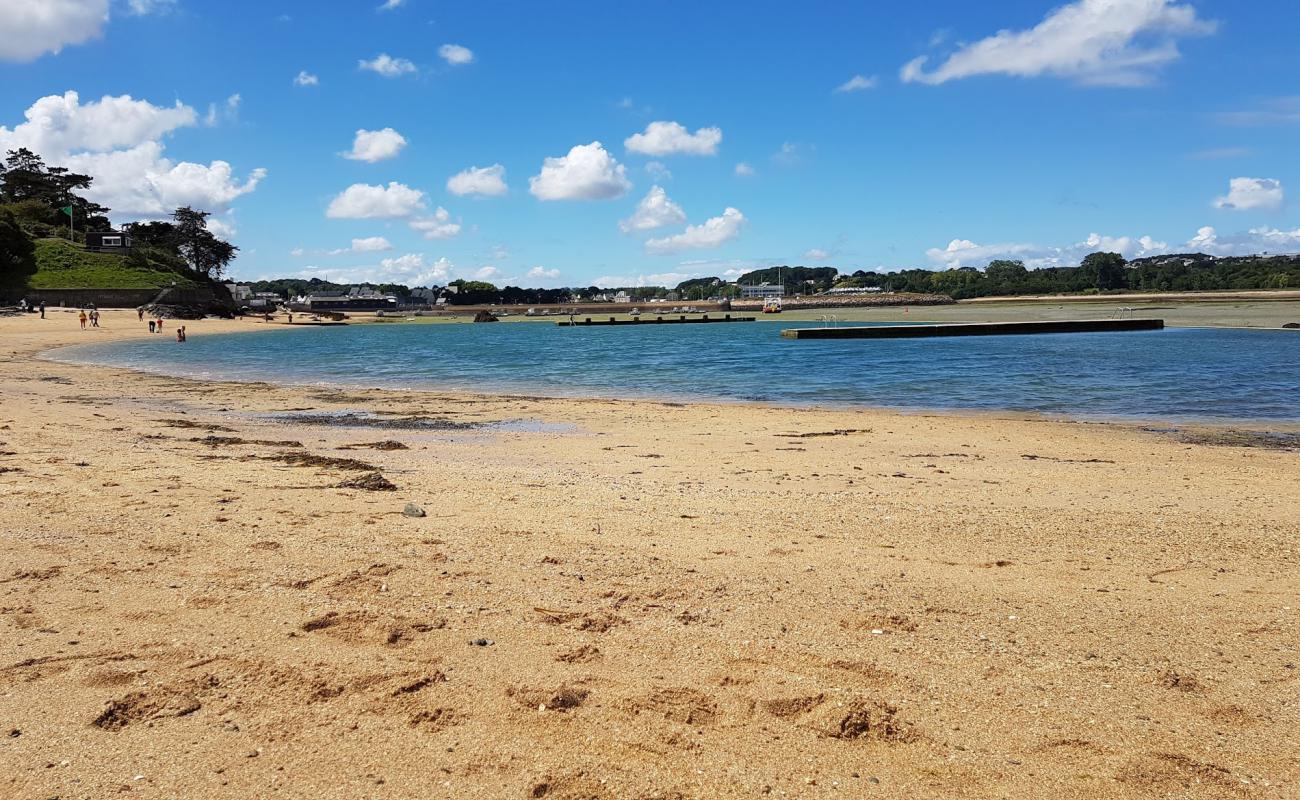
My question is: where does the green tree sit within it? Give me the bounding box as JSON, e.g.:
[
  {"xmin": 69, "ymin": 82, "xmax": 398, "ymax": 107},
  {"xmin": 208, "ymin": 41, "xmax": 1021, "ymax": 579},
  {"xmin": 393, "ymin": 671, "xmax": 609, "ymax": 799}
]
[
  {"xmin": 1079, "ymin": 252, "xmax": 1128, "ymax": 291},
  {"xmin": 171, "ymin": 206, "xmax": 237, "ymax": 278},
  {"xmin": 985, "ymin": 259, "xmax": 1029, "ymax": 285},
  {"xmin": 0, "ymin": 209, "xmax": 37, "ymax": 291}
]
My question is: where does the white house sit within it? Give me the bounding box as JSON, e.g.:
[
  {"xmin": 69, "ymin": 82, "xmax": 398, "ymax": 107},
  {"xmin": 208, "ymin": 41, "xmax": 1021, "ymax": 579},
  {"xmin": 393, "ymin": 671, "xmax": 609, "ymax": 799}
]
[{"xmin": 739, "ymin": 283, "xmax": 785, "ymax": 298}]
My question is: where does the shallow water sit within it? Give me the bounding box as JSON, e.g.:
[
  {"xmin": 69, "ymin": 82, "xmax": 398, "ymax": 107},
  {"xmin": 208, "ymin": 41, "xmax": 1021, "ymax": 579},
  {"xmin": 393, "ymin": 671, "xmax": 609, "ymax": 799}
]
[{"xmin": 55, "ymin": 321, "xmax": 1300, "ymax": 422}]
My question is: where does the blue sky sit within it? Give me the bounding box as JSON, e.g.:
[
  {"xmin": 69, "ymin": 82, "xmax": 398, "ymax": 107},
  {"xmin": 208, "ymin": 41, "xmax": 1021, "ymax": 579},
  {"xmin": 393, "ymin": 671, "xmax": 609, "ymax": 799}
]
[{"xmin": 1, "ymin": 0, "xmax": 1297, "ymax": 288}]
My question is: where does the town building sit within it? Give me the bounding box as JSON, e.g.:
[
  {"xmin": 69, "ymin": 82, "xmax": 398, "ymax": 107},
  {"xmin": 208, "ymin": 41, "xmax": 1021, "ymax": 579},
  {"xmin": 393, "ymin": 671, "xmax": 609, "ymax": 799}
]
[{"xmin": 739, "ymin": 283, "xmax": 786, "ymax": 298}]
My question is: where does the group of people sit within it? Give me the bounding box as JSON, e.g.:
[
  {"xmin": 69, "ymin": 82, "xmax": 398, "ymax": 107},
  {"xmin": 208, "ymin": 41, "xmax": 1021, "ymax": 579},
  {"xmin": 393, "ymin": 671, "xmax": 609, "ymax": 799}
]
[
  {"xmin": 15, "ymin": 299, "xmax": 46, "ymax": 318},
  {"xmin": 77, "ymin": 308, "xmax": 100, "ymax": 328}
]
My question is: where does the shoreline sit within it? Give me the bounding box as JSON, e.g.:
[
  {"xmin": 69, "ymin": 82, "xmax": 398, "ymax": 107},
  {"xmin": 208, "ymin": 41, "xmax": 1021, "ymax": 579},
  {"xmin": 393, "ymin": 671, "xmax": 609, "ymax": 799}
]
[
  {"xmin": 37, "ymin": 309, "xmax": 1300, "ymax": 430},
  {"xmin": 3, "ymin": 309, "xmax": 1297, "ymax": 798},
  {"xmin": 43, "ymin": 346, "xmax": 1300, "ymax": 432}
]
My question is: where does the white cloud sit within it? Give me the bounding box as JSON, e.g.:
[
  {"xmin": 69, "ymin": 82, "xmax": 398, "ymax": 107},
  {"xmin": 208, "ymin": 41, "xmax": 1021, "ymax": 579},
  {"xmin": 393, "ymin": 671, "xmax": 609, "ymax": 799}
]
[
  {"xmin": 926, "ymin": 232, "xmax": 1174, "ymax": 269},
  {"xmin": 734, "ymin": 162, "xmax": 755, "ymax": 177},
  {"xmin": 0, "ymin": 0, "xmax": 108, "ymax": 62},
  {"xmin": 901, "ymin": 0, "xmax": 1216, "ymax": 87},
  {"xmin": 619, "ymin": 185, "xmax": 686, "ymax": 234},
  {"xmin": 771, "ymin": 142, "xmax": 807, "ymax": 166},
  {"xmin": 527, "ymin": 266, "xmax": 560, "ymax": 280},
  {"xmin": 127, "ymin": 0, "xmax": 176, "ymax": 14},
  {"xmin": 489, "ymin": 244, "xmax": 510, "ymax": 261},
  {"xmin": 359, "ymin": 53, "xmax": 416, "ymax": 78},
  {"xmin": 1214, "ymin": 177, "xmax": 1284, "ymax": 211},
  {"xmin": 205, "ymin": 213, "xmax": 237, "ymax": 239},
  {"xmin": 529, "ymin": 141, "xmax": 631, "ymax": 201},
  {"xmin": 204, "ymin": 93, "xmax": 241, "ymax": 127},
  {"xmin": 0, "ymin": 91, "xmax": 264, "ymax": 219},
  {"xmin": 645, "ymin": 161, "xmax": 671, "ymax": 180},
  {"xmin": 377, "ymin": 0, "xmax": 405, "ymax": 10},
  {"xmin": 294, "ymin": 70, "xmax": 319, "ymax": 87},
  {"xmin": 1, "ymin": 90, "xmax": 195, "ymax": 153},
  {"xmin": 803, "ymin": 248, "xmax": 830, "ymax": 261},
  {"xmin": 1187, "ymin": 226, "xmax": 1300, "ymax": 256},
  {"xmin": 327, "ymin": 236, "xmax": 392, "ymax": 255},
  {"xmin": 297, "ymin": 253, "xmax": 454, "ymax": 287},
  {"xmin": 290, "ymin": 247, "xmax": 305, "ymax": 257},
  {"xmin": 1214, "ymin": 96, "xmax": 1300, "ymax": 127},
  {"xmin": 325, "ymin": 181, "xmax": 426, "ymax": 219},
  {"xmin": 834, "ymin": 75, "xmax": 878, "ymax": 93},
  {"xmin": 625, "ymin": 121, "xmax": 722, "ymax": 156},
  {"xmin": 342, "ymin": 127, "xmax": 407, "ymax": 162},
  {"xmin": 447, "ymin": 164, "xmax": 507, "ymax": 196},
  {"xmin": 474, "ymin": 266, "xmax": 500, "ymax": 280},
  {"xmin": 438, "ymin": 43, "xmax": 474, "ymax": 66},
  {"xmin": 408, "ymin": 206, "xmax": 461, "ymax": 240},
  {"xmin": 645, "ymin": 207, "xmax": 746, "ymax": 255}
]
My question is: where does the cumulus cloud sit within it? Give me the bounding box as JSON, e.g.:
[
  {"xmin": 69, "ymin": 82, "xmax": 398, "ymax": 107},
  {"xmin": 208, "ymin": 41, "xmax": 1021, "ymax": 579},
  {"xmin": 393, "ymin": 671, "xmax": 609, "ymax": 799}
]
[
  {"xmin": 438, "ymin": 43, "xmax": 474, "ymax": 65},
  {"xmin": 926, "ymin": 231, "xmax": 1172, "ymax": 269},
  {"xmin": 645, "ymin": 207, "xmax": 746, "ymax": 255},
  {"xmin": 204, "ymin": 94, "xmax": 241, "ymax": 127},
  {"xmin": 294, "ymin": 70, "xmax": 319, "ymax": 87},
  {"xmin": 527, "ymin": 266, "xmax": 561, "ymax": 280},
  {"xmin": 341, "ymin": 127, "xmax": 407, "ymax": 162},
  {"xmin": 734, "ymin": 162, "xmax": 755, "ymax": 177},
  {"xmin": 803, "ymin": 248, "xmax": 830, "ymax": 261},
  {"xmin": 325, "ymin": 181, "xmax": 425, "ymax": 218},
  {"xmin": 901, "ymin": 0, "xmax": 1216, "ymax": 87},
  {"xmin": 0, "ymin": 0, "xmax": 108, "ymax": 62},
  {"xmin": 447, "ymin": 164, "xmax": 507, "ymax": 196},
  {"xmin": 327, "ymin": 236, "xmax": 392, "ymax": 255},
  {"xmin": 619, "ymin": 185, "xmax": 686, "ymax": 234},
  {"xmin": 297, "ymin": 253, "xmax": 454, "ymax": 287},
  {"xmin": 529, "ymin": 141, "xmax": 631, "ymax": 201},
  {"xmin": 1187, "ymin": 226, "xmax": 1300, "ymax": 256},
  {"xmin": 359, "ymin": 53, "xmax": 416, "ymax": 77},
  {"xmin": 408, "ymin": 206, "xmax": 461, "ymax": 240},
  {"xmin": 474, "ymin": 266, "xmax": 500, "ymax": 280},
  {"xmin": 834, "ymin": 75, "xmax": 878, "ymax": 93},
  {"xmin": 0, "ymin": 90, "xmax": 264, "ymax": 220},
  {"xmin": 625, "ymin": 121, "xmax": 722, "ymax": 156},
  {"xmin": 1213, "ymin": 177, "xmax": 1284, "ymax": 211}
]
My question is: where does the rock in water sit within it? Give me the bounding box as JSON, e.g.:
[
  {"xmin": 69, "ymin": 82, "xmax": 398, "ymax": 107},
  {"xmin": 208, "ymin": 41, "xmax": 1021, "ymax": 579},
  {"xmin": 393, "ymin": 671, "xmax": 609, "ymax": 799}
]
[{"xmin": 473, "ymin": 310, "xmax": 499, "ymax": 323}]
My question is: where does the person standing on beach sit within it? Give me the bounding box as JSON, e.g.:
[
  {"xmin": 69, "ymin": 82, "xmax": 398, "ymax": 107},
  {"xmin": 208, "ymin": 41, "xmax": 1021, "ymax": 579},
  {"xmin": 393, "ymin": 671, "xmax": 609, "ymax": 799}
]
[
  {"xmin": 138, "ymin": 307, "xmax": 145, "ymax": 321},
  {"xmin": 38, "ymin": 301, "xmax": 45, "ymax": 319},
  {"xmin": 91, "ymin": 310, "xmax": 100, "ymax": 327},
  {"xmin": 78, "ymin": 309, "xmax": 87, "ymax": 329},
  {"xmin": 148, "ymin": 320, "xmax": 155, "ymax": 333}
]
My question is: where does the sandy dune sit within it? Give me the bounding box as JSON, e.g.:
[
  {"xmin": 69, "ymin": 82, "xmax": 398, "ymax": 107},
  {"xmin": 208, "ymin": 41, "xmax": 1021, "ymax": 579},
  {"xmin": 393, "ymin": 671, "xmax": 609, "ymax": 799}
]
[{"xmin": 0, "ymin": 309, "xmax": 1296, "ymax": 798}]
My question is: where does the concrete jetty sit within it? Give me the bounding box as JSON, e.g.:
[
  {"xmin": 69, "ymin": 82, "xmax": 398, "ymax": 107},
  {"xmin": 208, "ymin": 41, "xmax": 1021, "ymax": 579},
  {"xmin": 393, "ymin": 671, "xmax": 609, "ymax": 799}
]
[
  {"xmin": 558, "ymin": 314, "xmax": 756, "ymax": 327},
  {"xmin": 780, "ymin": 318, "xmax": 1165, "ymax": 339}
]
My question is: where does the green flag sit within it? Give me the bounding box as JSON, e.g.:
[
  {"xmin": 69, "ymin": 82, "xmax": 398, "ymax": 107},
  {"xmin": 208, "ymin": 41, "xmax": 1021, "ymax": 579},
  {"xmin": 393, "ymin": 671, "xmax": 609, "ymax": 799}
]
[{"xmin": 59, "ymin": 206, "xmax": 73, "ymax": 217}]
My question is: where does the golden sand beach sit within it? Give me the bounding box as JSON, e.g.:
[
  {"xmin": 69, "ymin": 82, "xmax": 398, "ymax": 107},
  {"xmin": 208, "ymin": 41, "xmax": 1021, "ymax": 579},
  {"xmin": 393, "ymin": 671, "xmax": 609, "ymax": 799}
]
[{"xmin": 1, "ymin": 308, "xmax": 1297, "ymax": 798}]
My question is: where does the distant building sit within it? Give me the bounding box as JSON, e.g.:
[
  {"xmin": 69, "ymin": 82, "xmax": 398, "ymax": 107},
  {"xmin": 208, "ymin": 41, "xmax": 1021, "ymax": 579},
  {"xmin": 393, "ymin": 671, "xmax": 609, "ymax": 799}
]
[
  {"xmin": 85, "ymin": 230, "xmax": 132, "ymax": 253},
  {"xmin": 739, "ymin": 283, "xmax": 785, "ymax": 298},
  {"xmin": 225, "ymin": 283, "xmax": 253, "ymax": 301},
  {"xmin": 612, "ymin": 291, "xmax": 632, "ymax": 303},
  {"xmin": 299, "ymin": 292, "xmax": 397, "ymax": 312}
]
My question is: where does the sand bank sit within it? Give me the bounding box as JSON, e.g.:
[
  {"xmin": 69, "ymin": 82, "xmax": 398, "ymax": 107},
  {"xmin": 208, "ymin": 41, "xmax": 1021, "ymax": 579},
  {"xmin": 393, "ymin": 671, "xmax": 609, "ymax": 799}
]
[{"xmin": 1, "ymin": 309, "xmax": 1296, "ymax": 798}]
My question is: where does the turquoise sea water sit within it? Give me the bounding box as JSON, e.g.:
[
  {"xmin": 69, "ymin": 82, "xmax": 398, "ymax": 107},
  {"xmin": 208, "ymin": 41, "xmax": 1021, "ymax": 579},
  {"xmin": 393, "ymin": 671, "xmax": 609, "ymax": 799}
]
[{"xmin": 54, "ymin": 321, "xmax": 1299, "ymax": 422}]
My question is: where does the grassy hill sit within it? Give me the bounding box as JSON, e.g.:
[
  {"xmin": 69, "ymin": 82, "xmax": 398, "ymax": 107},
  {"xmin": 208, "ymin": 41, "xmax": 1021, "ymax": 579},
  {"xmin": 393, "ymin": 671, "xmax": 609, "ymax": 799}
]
[{"xmin": 28, "ymin": 238, "xmax": 199, "ymax": 289}]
